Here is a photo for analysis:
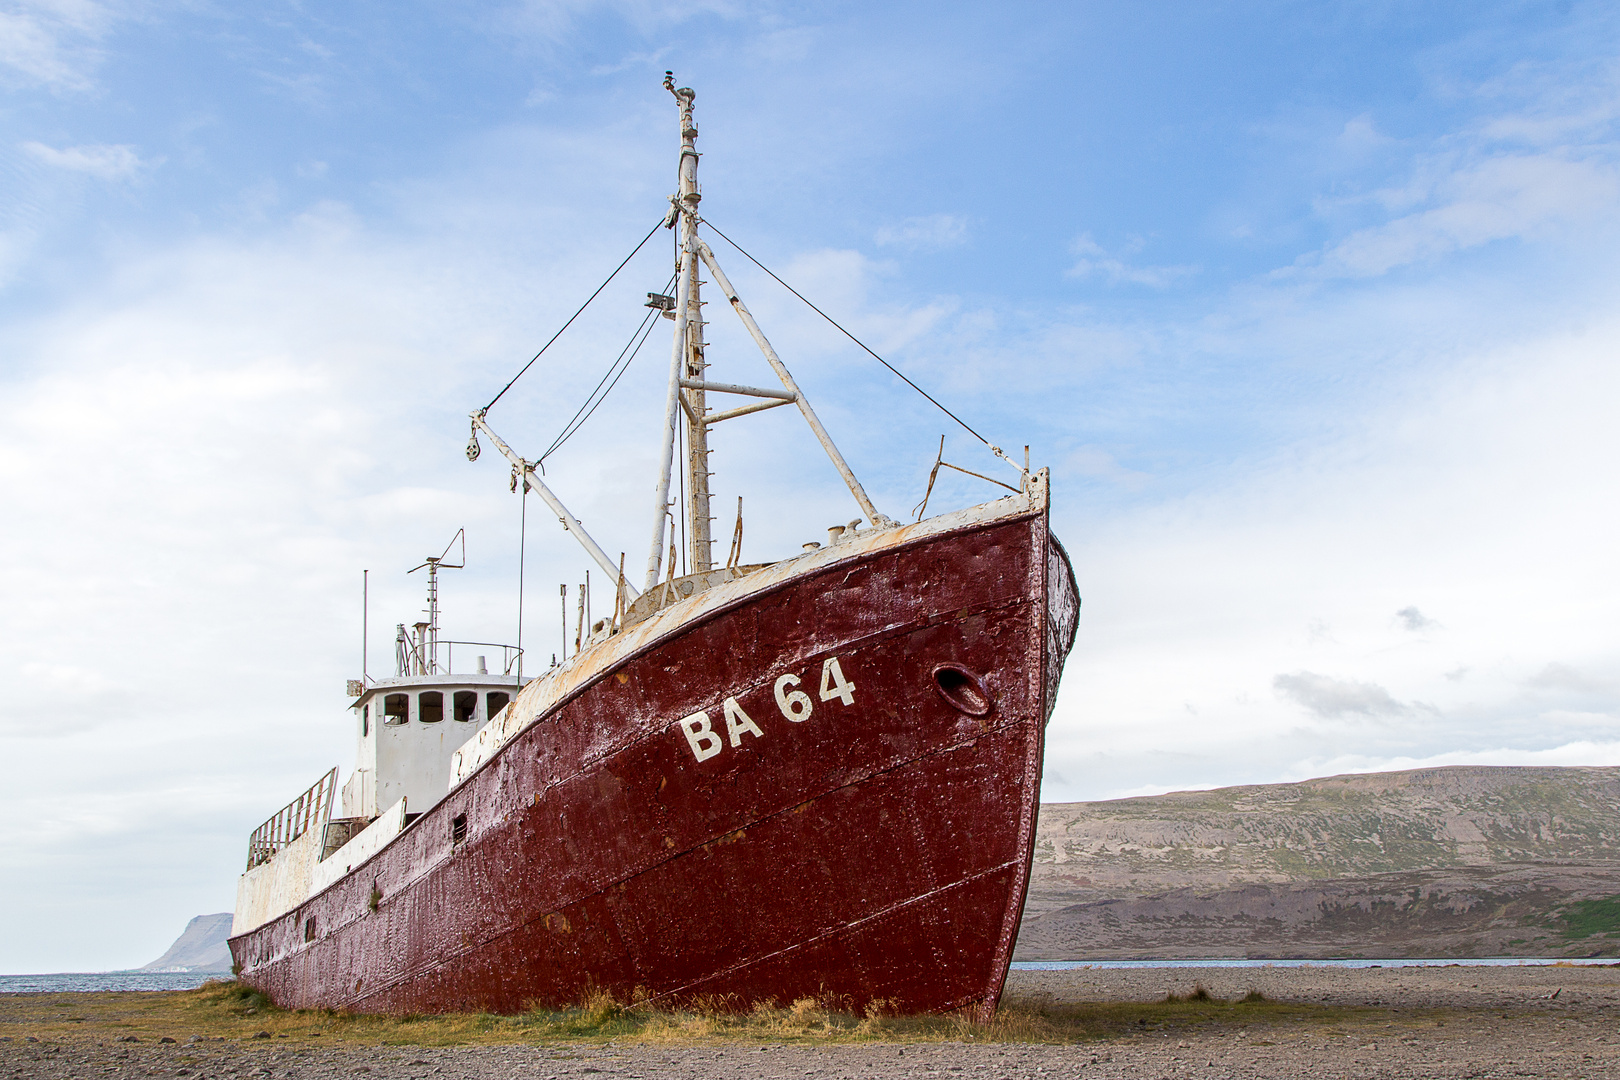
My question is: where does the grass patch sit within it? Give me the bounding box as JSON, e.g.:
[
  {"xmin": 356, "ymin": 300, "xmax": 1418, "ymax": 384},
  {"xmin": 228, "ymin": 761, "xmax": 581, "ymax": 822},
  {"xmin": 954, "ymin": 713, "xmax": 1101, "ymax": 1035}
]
[
  {"xmin": 1557, "ymin": 896, "xmax": 1620, "ymax": 941},
  {"xmin": 0, "ymin": 981, "xmax": 1364, "ymax": 1047}
]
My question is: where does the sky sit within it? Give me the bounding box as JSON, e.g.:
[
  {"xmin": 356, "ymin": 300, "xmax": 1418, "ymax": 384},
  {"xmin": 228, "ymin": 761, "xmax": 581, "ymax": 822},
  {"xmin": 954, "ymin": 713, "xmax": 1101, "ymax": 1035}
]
[{"xmin": 3, "ymin": 0, "xmax": 1619, "ymax": 973}]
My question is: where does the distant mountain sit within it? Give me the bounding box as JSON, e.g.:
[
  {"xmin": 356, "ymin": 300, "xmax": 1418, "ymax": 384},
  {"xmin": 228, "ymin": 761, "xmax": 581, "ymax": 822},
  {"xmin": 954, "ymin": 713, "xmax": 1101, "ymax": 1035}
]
[
  {"xmin": 1015, "ymin": 765, "xmax": 1620, "ymax": 960},
  {"xmin": 140, "ymin": 913, "xmax": 234, "ymax": 972}
]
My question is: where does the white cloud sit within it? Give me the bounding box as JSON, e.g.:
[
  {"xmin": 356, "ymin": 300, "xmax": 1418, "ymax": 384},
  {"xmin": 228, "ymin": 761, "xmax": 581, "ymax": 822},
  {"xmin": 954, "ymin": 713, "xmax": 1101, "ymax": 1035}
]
[
  {"xmin": 486, "ymin": 0, "xmax": 740, "ymax": 47},
  {"xmin": 1044, "ymin": 320, "xmax": 1620, "ymax": 801},
  {"xmin": 1066, "ymin": 233, "xmax": 1197, "ymax": 287},
  {"xmin": 1395, "ymin": 606, "xmax": 1437, "ymax": 632},
  {"xmin": 1306, "ymin": 153, "xmax": 1620, "ymax": 277},
  {"xmin": 1065, "ymin": 446, "xmax": 1150, "ymax": 489},
  {"xmin": 0, "ymin": 216, "xmax": 603, "ymax": 968},
  {"xmin": 874, "ymin": 213, "xmax": 968, "ymax": 251},
  {"xmin": 0, "ymin": 0, "xmax": 118, "ymax": 91},
  {"xmin": 1113, "ymin": 739, "xmax": 1620, "ymax": 800},
  {"xmin": 1289, "ymin": 739, "xmax": 1620, "ymax": 783},
  {"xmin": 1288, "ymin": 64, "xmax": 1620, "ymax": 280},
  {"xmin": 586, "ymin": 46, "xmax": 672, "ymax": 77},
  {"xmin": 22, "ymin": 139, "xmax": 146, "ymax": 179},
  {"xmin": 1526, "ymin": 663, "xmax": 1612, "ymax": 694},
  {"xmin": 1273, "ymin": 671, "xmax": 1406, "ymax": 719}
]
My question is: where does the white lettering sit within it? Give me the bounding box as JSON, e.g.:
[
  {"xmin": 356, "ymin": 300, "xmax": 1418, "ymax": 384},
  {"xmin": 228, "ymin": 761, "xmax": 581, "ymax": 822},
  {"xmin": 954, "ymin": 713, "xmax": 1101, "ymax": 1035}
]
[
  {"xmin": 677, "ymin": 659, "xmax": 856, "ymax": 761},
  {"xmin": 819, "ymin": 655, "xmax": 856, "ymax": 706},
  {"xmin": 679, "ymin": 711, "xmax": 722, "ymax": 761},
  {"xmin": 774, "ymin": 673, "xmax": 814, "ymax": 722},
  {"xmin": 723, "ymin": 696, "xmax": 764, "ymax": 746}
]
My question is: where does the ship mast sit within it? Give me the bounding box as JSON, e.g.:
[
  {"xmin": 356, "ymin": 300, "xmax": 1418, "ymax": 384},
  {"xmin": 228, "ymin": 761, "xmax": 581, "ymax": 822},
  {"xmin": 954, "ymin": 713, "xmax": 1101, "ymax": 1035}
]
[
  {"xmin": 646, "ymin": 76, "xmax": 705, "ymax": 589},
  {"xmin": 676, "ymin": 81, "xmax": 713, "ymax": 575},
  {"xmin": 645, "ymin": 75, "xmax": 896, "ymax": 592}
]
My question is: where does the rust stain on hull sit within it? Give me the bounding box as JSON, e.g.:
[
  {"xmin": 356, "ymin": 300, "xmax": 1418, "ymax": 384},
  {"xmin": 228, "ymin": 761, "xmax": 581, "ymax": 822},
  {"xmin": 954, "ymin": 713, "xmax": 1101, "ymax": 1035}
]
[{"xmin": 230, "ymin": 509, "xmax": 1079, "ymax": 1021}]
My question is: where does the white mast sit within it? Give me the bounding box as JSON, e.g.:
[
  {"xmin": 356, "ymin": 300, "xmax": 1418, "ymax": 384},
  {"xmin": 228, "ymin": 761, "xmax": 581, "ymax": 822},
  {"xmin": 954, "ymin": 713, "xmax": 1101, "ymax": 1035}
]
[
  {"xmin": 645, "ymin": 75, "xmax": 703, "ymax": 590},
  {"xmin": 477, "ymin": 75, "xmax": 898, "ymax": 604},
  {"xmin": 644, "ymin": 74, "xmax": 896, "ymax": 592}
]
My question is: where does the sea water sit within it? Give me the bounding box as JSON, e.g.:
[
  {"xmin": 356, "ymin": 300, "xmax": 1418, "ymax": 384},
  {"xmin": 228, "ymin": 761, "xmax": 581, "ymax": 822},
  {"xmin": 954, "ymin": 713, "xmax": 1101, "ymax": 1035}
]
[
  {"xmin": 1011, "ymin": 957, "xmax": 1620, "ymax": 970},
  {"xmin": 0, "ymin": 972, "xmax": 221, "ymax": 993}
]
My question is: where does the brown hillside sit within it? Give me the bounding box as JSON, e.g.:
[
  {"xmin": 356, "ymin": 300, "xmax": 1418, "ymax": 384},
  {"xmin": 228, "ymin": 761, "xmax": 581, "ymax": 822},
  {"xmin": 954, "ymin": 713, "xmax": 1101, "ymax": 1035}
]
[{"xmin": 1016, "ymin": 765, "xmax": 1620, "ymax": 960}]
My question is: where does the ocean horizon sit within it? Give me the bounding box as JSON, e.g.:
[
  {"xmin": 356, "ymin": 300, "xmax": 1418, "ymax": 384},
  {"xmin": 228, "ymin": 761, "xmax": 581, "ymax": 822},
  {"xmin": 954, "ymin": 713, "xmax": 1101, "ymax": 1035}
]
[{"xmin": 0, "ymin": 972, "xmax": 224, "ymax": 993}]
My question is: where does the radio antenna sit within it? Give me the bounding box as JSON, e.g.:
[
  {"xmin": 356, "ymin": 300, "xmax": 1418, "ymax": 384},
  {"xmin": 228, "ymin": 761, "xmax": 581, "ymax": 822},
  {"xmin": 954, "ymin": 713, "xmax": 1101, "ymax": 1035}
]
[{"xmin": 408, "ymin": 528, "xmax": 466, "ymax": 676}]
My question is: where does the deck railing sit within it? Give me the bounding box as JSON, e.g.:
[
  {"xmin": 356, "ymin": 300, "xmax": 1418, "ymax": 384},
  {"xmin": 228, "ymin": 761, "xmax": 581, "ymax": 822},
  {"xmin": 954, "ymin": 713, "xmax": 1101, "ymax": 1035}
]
[
  {"xmin": 394, "ymin": 638, "xmax": 524, "ymax": 679},
  {"xmin": 246, "ymin": 767, "xmax": 338, "ymax": 870}
]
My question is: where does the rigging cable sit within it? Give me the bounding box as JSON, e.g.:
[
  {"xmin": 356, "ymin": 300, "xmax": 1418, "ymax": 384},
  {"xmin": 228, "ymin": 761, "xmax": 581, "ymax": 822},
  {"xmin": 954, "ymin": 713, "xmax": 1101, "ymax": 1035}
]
[
  {"xmin": 703, "ymin": 219, "xmax": 1007, "ymax": 461},
  {"xmin": 537, "ymin": 270, "xmax": 676, "ymax": 464},
  {"xmin": 482, "ymin": 216, "xmax": 667, "ymax": 415}
]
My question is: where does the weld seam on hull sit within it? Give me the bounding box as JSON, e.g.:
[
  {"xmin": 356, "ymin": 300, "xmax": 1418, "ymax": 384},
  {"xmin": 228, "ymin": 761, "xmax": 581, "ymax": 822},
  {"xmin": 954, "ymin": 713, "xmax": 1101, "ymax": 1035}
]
[
  {"xmin": 261, "ymin": 584, "xmax": 1038, "ymax": 948},
  {"xmin": 343, "ymin": 721, "xmax": 1040, "ymax": 1013},
  {"xmin": 644, "ymin": 859, "xmax": 1025, "ymax": 1011}
]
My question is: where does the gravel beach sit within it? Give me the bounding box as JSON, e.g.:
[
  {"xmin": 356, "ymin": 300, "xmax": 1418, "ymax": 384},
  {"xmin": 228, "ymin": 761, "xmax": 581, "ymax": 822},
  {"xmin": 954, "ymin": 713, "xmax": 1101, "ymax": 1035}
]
[{"xmin": 3, "ymin": 965, "xmax": 1617, "ymax": 1079}]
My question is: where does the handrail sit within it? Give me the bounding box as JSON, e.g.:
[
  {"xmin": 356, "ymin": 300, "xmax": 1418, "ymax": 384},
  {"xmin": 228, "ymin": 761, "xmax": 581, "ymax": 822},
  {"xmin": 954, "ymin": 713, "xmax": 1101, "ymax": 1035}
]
[
  {"xmin": 246, "ymin": 767, "xmax": 338, "ymax": 870},
  {"xmin": 443, "ymin": 640, "xmax": 523, "ymax": 677},
  {"xmin": 389, "ymin": 639, "xmax": 525, "ymax": 680}
]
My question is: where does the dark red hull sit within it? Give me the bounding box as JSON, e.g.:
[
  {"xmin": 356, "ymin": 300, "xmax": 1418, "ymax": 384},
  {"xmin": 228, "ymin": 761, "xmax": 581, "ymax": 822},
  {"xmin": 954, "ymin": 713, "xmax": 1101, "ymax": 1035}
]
[{"xmin": 231, "ymin": 503, "xmax": 1078, "ymax": 1018}]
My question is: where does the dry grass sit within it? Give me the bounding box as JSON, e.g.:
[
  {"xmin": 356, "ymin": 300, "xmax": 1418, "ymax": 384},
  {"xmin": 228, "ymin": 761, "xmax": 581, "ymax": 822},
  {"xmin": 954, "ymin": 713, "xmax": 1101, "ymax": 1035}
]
[{"xmin": 0, "ymin": 980, "xmax": 1364, "ymax": 1048}]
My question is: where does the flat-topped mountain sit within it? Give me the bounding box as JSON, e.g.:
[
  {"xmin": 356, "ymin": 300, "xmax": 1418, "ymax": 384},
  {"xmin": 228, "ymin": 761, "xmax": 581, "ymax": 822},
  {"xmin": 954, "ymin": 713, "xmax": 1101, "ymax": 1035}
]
[
  {"xmin": 139, "ymin": 913, "xmax": 233, "ymax": 972},
  {"xmin": 1015, "ymin": 765, "xmax": 1620, "ymax": 960}
]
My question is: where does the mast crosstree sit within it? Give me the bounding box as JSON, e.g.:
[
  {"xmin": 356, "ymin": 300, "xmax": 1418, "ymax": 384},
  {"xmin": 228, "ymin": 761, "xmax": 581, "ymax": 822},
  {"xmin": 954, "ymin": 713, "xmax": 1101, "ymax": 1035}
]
[
  {"xmin": 643, "ymin": 73, "xmax": 896, "ymax": 592},
  {"xmin": 470, "ymin": 74, "xmax": 898, "ymax": 607}
]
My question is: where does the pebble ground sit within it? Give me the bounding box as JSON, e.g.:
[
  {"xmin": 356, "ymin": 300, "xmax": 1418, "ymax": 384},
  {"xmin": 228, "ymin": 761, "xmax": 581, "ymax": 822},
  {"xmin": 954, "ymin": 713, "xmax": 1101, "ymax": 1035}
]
[{"xmin": 4, "ymin": 965, "xmax": 1617, "ymax": 1079}]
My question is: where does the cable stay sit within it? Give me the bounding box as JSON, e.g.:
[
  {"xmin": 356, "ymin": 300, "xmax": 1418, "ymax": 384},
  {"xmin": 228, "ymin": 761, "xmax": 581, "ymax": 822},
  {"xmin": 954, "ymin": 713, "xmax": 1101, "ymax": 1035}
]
[
  {"xmin": 701, "ymin": 218, "xmax": 1026, "ymax": 479},
  {"xmin": 481, "ymin": 216, "xmax": 666, "ymax": 416},
  {"xmin": 468, "ymin": 73, "xmax": 1031, "ymax": 631}
]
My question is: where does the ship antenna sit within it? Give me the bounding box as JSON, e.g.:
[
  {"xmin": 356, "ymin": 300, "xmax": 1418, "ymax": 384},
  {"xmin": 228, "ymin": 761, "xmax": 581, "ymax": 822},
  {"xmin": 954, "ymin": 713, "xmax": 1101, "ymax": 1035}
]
[{"xmin": 408, "ymin": 528, "xmax": 465, "ymax": 675}]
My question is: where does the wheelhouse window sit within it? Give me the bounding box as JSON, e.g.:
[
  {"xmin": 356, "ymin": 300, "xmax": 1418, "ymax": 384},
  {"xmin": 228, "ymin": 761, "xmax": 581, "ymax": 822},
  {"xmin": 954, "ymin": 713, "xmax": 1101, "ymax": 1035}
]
[
  {"xmin": 362, "ymin": 703, "xmax": 370, "ymax": 737},
  {"xmin": 419, "ymin": 691, "xmax": 444, "ymax": 723},
  {"xmin": 384, "ymin": 693, "xmax": 408, "ymax": 725},
  {"xmin": 453, "ymin": 690, "xmax": 477, "ymax": 723},
  {"xmin": 486, "ymin": 692, "xmax": 510, "ymax": 721}
]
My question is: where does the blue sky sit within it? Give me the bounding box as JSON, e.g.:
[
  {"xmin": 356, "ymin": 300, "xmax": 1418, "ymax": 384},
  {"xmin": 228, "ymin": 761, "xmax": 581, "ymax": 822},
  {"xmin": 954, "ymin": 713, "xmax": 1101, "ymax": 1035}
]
[{"xmin": 4, "ymin": 0, "xmax": 1620, "ymax": 972}]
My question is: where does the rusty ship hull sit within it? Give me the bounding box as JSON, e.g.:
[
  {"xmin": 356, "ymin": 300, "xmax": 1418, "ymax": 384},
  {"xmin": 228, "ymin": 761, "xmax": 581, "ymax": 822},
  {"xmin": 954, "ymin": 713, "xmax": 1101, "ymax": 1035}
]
[{"xmin": 229, "ymin": 483, "xmax": 1077, "ymax": 1018}]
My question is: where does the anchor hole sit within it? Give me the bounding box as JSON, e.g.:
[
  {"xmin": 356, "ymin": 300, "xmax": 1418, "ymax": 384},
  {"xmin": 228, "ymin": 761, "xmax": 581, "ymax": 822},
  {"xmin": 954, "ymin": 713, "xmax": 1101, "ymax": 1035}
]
[{"xmin": 933, "ymin": 664, "xmax": 992, "ymax": 716}]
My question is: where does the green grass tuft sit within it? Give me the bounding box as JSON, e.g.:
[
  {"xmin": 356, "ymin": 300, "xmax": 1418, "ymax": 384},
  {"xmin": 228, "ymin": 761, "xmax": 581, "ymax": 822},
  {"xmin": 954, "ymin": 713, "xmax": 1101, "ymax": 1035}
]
[{"xmin": 1557, "ymin": 896, "xmax": 1620, "ymax": 940}]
